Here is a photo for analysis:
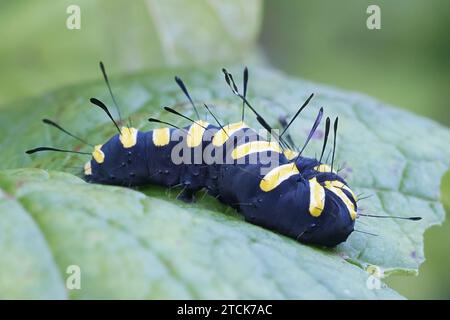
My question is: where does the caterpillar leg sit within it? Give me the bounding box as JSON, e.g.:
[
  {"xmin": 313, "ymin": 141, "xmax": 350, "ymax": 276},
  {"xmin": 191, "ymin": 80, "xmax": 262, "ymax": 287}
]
[{"xmin": 177, "ymin": 187, "xmax": 197, "ymax": 203}]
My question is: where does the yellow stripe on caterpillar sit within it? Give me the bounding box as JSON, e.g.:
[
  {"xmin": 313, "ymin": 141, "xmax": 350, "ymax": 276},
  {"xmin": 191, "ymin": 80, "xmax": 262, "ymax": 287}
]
[
  {"xmin": 325, "ymin": 180, "xmax": 358, "ymax": 202},
  {"xmin": 324, "ymin": 180, "xmax": 357, "ymax": 220},
  {"xmin": 187, "ymin": 120, "xmax": 209, "ymax": 148},
  {"xmin": 309, "ymin": 177, "xmax": 325, "ymax": 217},
  {"xmin": 231, "ymin": 141, "xmax": 281, "ymax": 160},
  {"xmin": 283, "ymin": 149, "xmax": 299, "ymax": 160},
  {"xmin": 314, "ymin": 164, "xmax": 332, "ymax": 173},
  {"xmin": 92, "ymin": 144, "xmax": 105, "ymax": 164},
  {"xmin": 212, "ymin": 121, "xmax": 248, "ymax": 147},
  {"xmin": 119, "ymin": 127, "xmax": 138, "ymax": 148},
  {"xmin": 152, "ymin": 128, "xmax": 171, "ymax": 147},
  {"xmin": 260, "ymin": 163, "xmax": 299, "ymax": 192}
]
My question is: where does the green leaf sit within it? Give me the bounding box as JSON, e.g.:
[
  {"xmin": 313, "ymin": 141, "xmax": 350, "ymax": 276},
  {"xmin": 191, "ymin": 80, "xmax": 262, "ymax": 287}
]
[
  {"xmin": 1, "ymin": 66, "xmax": 449, "ymax": 298},
  {"xmin": 0, "ymin": 168, "xmax": 401, "ymax": 299}
]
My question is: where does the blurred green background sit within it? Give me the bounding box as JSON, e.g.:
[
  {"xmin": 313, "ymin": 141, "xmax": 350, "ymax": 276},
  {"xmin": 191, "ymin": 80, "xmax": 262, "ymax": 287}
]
[{"xmin": 0, "ymin": 0, "xmax": 449, "ymax": 299}]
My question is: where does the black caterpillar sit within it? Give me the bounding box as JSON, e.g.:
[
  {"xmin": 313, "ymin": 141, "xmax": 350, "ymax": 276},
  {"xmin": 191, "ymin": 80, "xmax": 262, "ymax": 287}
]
[{"xmin": 26, "ymin": 62, "xmax": 421, "ymax": 247}]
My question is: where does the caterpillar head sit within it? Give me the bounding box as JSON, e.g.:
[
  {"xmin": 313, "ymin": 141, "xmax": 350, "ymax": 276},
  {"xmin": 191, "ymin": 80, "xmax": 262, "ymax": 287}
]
[
  {"xmin": 294, "ymin": 157, "xmax": 358, "ymax": 246},
  {"xmin": 84, "ymin": 127, "xmax": 150, "ymax": 186}
]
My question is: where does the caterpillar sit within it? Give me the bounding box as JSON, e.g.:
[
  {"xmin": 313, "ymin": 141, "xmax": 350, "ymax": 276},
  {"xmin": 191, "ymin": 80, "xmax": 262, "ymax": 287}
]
[{"xmin": 26, "ymin": 62, "xmax": 421, "ymax": 247}]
